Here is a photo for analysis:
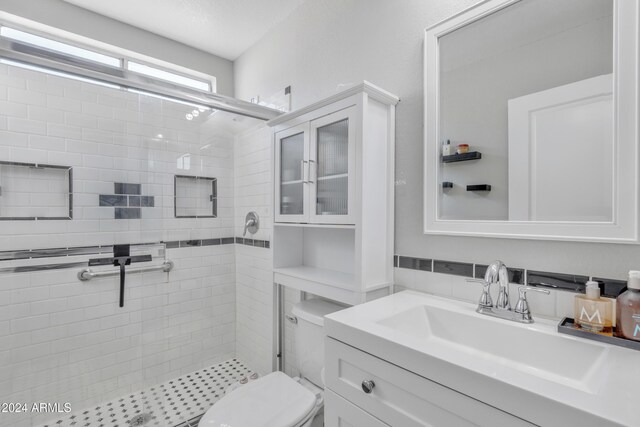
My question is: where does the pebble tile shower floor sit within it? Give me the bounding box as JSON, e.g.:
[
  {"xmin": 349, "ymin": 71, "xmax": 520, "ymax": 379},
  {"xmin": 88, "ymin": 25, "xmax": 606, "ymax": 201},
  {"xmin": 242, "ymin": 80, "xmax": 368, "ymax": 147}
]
[{"xmin": 39, "ymin": 359, "xmax": 252, "ymax": 427}]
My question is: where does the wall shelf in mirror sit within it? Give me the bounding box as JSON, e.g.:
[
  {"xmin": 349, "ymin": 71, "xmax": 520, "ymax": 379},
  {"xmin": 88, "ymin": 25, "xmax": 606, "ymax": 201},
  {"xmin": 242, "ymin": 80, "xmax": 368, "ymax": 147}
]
[
  {"xmin": 442, "ymin": 151, "xmax": 481, "ymax": 163},
  {"xmin": 467, "ymin": 184, "xmax": 491, "ymax": 192},
  {"xmin": 442, "ymin": 182, "xmax": 453, "ymax": 189}
]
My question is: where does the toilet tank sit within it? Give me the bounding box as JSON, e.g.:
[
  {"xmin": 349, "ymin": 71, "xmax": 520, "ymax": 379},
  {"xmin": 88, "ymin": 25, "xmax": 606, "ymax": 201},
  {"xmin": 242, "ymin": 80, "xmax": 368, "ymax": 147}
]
[{"xmin": 291, "ymin": 298, "xmax": 345, "ymax": 388}]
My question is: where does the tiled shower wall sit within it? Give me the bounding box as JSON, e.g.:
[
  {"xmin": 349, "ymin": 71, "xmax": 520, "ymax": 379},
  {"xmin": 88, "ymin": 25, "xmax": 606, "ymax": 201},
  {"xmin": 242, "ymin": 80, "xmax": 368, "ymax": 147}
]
[
  {"xmin": 234, "ymin": 125, "xmax": 275, "ymax": 376},
  {"xmin": 233, "ymin": 124, "xmax": 303, "ymax": 379},
  {"xmin": 0, "ymin": 63, "xmax": 249, "ymax": 427}
]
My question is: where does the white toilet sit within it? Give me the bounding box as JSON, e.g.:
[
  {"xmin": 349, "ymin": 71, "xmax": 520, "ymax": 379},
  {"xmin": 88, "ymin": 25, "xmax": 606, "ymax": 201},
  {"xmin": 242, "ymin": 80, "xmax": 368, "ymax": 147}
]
[{"xmin": 198, "ymin": 298, "xmax": 344, "ymax": 427}]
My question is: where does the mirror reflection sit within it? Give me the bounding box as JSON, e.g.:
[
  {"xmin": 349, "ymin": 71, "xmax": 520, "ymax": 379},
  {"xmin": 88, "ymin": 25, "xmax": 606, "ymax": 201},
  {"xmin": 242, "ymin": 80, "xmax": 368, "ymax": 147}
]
[{"xmin": 438, "ymin": 0, "xmax": 613, "ymax": 221}]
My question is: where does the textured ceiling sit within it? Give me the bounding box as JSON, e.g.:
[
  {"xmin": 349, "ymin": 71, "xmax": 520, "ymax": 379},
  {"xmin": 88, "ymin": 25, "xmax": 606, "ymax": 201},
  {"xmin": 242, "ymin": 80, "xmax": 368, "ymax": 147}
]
[{"xmin": 61, "ymin": 0, "xmax": 307, "ymax": 60}]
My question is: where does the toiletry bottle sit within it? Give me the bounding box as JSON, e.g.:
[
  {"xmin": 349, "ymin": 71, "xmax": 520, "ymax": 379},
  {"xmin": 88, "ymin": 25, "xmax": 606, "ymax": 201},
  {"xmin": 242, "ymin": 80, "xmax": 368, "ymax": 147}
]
[
  {"xmin": 574, "ymin": 281, "xmax": 613, "ymax": 335},
  {"xmin": 615, "ymin": 271, "xmax": 640, "ymax": 341},
  {"xmin": 442, "ymin": 140, "xmax": 452, "ymax": 156}
]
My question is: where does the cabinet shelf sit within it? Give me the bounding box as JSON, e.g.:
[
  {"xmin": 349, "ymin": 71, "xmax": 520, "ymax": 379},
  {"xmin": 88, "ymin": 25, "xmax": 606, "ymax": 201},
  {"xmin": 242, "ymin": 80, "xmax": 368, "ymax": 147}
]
[
  {"xmin": 274, "ymin": 266, "xmax": 356, "ymax": 289},
  {"xmin": 442, "ymin": 151, "xmax": 482, "ymax": 163},
  {"xmin": 318, "ymin": 173, "xmax": 349, "ymax": 181},
  {"xmin": 281, "ymin": 179, "xmax": 304, "ymax": 185},
  {"xmin": 275, "ymin": 222, "xmax": 356, "ymax": 229}
]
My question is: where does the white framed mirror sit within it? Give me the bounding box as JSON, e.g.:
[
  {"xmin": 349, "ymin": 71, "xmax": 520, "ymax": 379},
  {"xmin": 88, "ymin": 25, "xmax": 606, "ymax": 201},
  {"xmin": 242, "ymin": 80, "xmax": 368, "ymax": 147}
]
[{"xmin": 424, "ymin": 0, "xmax": 639, "ymax": 243}]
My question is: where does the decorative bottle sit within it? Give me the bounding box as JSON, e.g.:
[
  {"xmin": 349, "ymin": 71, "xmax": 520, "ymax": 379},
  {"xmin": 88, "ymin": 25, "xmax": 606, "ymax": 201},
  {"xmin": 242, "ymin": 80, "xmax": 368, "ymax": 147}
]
[
  {"xmin": 615, "ymin": 271, "xmax": 640, "ymax": 341},
  {"xmin": 574, "ymin": 281, "xmax": 613, "ymax": 335}
]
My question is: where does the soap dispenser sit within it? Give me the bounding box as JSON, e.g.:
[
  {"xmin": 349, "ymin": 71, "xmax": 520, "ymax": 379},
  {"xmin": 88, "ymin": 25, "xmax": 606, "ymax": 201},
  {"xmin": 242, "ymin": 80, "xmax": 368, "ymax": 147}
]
[
  {"xmin": 442, "ymin": 139, "xmax": 452, "ymax": 156},
  {"xmin": 615, "ymin": 271, "xmax": 640, "ymax": 341},
  {"xmin": 574, "ymin": 281, "xmax": 613, "ymax": 335}
]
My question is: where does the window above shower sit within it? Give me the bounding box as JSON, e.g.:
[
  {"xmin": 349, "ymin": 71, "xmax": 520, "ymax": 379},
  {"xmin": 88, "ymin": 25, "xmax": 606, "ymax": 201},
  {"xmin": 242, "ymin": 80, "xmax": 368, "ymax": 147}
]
[{"xmin": 0, "ymin": 25, "xmax": 216, "ymax": 92}]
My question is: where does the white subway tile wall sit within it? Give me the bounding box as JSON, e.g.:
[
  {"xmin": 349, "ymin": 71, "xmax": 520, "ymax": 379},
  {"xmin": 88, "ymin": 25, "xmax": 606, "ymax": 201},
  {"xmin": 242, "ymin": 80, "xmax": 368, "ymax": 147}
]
[
  {"xmin": 0, "ymin": 63, "xmax": 247, "ymax": 250},
  {"xmin": 234, "ymin": 125, "xmax": 275, "ymax": 376},
  {"xmin": 0, "ymin": 63, "xmax": 261, "ymax": 427}
]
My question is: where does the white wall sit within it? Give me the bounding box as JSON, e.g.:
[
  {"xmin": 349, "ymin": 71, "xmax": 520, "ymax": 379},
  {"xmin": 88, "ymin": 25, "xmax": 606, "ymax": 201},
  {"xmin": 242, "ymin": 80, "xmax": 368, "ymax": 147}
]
[
  {"xmin": 234, "ymin": 0, "xmax": 640, "ymax": 280},
  {"xmin": 0, "ymin": 0, "xmax": 235, "ymax": 96}
]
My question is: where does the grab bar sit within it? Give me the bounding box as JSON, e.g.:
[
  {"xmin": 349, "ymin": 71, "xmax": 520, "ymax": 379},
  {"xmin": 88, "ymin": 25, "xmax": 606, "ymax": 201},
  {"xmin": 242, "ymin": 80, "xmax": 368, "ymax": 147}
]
[{"xmin": 77, "ymin": 260, "xmax": 174, "ymax": 281}]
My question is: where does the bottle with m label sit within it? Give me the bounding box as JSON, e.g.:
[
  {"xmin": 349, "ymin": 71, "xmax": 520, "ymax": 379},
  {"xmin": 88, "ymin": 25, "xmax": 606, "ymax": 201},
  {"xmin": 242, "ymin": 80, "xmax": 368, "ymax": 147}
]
[
  {"xmin": 615, "ymin": 271, "xmax": 640, "ymax": 341},
  {"xmin": 575, "ymin": 281, "xmax": 613, "ymax": 335}
]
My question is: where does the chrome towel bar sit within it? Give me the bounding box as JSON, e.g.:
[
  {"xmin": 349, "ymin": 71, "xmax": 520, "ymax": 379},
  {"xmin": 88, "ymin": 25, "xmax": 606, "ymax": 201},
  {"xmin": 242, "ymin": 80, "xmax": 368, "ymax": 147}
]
[{"xmin": 77, "ymin": 260, "xmax": 174, "ymax": 281}]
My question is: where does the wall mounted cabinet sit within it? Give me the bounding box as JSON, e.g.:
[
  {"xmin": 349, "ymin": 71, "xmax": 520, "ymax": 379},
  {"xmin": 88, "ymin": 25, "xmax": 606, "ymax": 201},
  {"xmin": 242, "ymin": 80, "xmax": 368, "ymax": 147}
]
[
  {"xmin": 269, "ymin": 82, "xmax": 398, "ymax": 304},
  {"xmin": 275, "ymin": 107, "xmax": 357, "ymax": 224}
]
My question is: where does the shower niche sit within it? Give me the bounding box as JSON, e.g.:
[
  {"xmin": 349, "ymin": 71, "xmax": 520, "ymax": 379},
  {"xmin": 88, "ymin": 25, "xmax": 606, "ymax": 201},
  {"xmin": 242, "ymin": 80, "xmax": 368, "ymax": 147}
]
[
  {"xmin": 0, "ymin": 161, "xmax": 72, "ymax": 220},
  {"xmin": 174, "ymin": 175, "xmax": 217, "ymax": 218}
]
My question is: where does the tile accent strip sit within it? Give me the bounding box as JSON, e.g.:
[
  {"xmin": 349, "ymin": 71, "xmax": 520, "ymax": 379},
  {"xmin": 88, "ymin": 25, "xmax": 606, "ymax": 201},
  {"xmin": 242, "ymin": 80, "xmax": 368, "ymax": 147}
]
[
  {"xmin": 0, "ymin": 237, "xmax": 271, "ymax": 264},
  {"xmin": 235, "ymin": 237, "xmax": 270, "ymax": 248},
  {"xmin": 527, "ymin": 270, "xmax": 589, "ymax": 293},
  {"xmin": 398, "ymin": 256, "xmax": 431, "ymax": 271},
  {"xmin": 433, "ymin": 259, "xmax": 473, "ymax": 277},
  {"xmin": 394, "ymin": 254, "xmax": 626, "ymax": 298}
]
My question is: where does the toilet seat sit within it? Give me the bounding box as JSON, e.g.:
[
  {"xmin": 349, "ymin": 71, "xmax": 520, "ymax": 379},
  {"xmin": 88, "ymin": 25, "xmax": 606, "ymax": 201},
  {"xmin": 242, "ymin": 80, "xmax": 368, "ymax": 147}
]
[{"xmin": 198, "ymin": 371, "xmax": 318, "ymax": 427}]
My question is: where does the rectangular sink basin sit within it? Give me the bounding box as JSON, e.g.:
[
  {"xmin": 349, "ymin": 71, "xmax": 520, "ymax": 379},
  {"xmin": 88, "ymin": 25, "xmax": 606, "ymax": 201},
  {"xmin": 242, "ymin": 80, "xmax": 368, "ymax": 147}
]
[{"xmin": 376, "ymin": 302, "xmax": 609, "ymax": 392}]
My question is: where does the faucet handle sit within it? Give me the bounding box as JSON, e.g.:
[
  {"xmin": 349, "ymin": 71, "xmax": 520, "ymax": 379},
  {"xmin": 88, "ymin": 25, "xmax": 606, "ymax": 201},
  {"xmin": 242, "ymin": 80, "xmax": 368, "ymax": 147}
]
[
  {"xmin": 242, "ymin": 211, "xmax": 259, "ymax": 236},
  {"xmin": 467, "ymin": 278, "xmax": 493, "ymax": 311},
  {"xmin": 514, "ymin": 286, "xmax": 550, "ymax": 322},
  {"xmin": 475, "ymin": 280, "xmax": 493, "ymax": 311}
]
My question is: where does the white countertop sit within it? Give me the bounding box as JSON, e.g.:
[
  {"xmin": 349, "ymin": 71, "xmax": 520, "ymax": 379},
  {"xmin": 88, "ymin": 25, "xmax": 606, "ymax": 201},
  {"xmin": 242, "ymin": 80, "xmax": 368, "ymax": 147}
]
[{"xmin": 324, "ymin": 291, "xmax": 639, "ymax": 427}]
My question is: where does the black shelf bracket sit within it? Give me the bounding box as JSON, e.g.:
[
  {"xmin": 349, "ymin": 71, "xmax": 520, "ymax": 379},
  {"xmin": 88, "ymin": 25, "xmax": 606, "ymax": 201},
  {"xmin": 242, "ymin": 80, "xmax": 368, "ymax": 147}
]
[{"xmin": 466, "ymin": 184, "xmax": 491, "ymax": 192}]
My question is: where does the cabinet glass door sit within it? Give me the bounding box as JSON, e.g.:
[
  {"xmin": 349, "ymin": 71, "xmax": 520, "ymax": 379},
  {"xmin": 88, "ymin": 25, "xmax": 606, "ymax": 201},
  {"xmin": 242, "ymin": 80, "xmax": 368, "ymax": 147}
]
[
  {"xmin": 276, "ymin": 124, "xmax": 309, "ymax": 222},
  {"xmin": 310, "ymin": 107, "xmax": 356, "ymax": 224}
]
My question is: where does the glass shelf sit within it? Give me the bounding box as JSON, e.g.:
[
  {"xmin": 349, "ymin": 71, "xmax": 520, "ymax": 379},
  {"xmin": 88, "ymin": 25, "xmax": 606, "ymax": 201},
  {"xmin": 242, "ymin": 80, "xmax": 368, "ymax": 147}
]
[{"xmin": 317, "ymin": 173, "xmax": 348, "ymax": 181}]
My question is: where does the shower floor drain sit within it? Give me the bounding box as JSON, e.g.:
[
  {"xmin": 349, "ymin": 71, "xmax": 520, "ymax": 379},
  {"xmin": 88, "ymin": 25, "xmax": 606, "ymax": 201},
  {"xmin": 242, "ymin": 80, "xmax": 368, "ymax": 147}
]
[
  {"xmin": 38, "ymin": 359, "xmax": 252, "ymax": 427},
  {"xmin": 128, "ymin": 413, "xmax": 152, "ymax": 426}
]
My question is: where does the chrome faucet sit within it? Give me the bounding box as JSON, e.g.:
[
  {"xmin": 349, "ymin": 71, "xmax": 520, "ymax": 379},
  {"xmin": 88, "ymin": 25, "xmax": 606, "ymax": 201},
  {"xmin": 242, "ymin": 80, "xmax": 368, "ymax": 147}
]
[
  {"xmin": 479, "ymin": 260, "xmax": 510, "ymax": 310},
  {"xmin": 475, "ymin": 260, "xmax": 550, "ymax": 324}
]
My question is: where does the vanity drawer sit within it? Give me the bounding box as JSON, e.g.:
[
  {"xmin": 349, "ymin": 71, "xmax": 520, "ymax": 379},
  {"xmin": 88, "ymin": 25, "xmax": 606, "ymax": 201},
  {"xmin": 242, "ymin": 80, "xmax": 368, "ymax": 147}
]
[
  {"xmin": 325, "ymin": 389, "xmax": 390, "ymax": 427},
  {"xmin": 325, "ymin": 338, "xmax": 534, "ymax": 427}
]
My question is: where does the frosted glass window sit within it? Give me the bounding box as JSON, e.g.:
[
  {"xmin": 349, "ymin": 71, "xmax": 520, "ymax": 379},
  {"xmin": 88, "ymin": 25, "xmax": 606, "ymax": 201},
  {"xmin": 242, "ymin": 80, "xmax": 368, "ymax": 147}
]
[
  {"xmin": 174, "ymin": 175, "xmax": 217, "ymax": 218},
  {"xmin": 0, "ymin": 27, "xmax": 121, "ymax": 67},
  {"xmin": 128, "ymin": 61, "xmax": 211, "ymax": 92},
  {"xmin": 0, "ymin": 162, "xmax": 72, "ymax": 220},
  {"xmin": 280, "ymin": 132, "xmax": 304, "ymax": 215},
  {"xmin": 316, "ymin": 119, "xmax": 349, "ymax": 215}
]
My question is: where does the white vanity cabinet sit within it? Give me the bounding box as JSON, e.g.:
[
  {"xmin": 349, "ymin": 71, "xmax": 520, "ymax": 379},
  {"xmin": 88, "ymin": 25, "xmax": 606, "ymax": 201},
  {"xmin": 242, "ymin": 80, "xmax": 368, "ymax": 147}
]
[
  {"xmin": 269, "ymin": 82, "xmax": 398, "ymax": 304},
  {"xmin": 325, "ymin": 338, "xmax": 535, "ymax": 427}
]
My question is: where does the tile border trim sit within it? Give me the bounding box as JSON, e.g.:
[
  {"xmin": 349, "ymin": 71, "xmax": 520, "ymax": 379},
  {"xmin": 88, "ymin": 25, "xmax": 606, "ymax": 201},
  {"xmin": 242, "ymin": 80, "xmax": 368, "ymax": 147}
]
[
  {"xmin": 394, "ymin": 254, "xmax": 626, "ymax": 298},
  {"xmin": 0, "ymin": 237, "xmax": 270, "ymax": 262}
]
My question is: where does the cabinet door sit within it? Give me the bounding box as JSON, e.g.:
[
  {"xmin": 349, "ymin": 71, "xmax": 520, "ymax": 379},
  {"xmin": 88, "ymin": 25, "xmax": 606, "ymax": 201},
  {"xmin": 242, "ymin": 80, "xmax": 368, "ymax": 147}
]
[
  {"xmin": 275, "ymin": 124, "xmax": 310, "ymax": 223},
  {"xmin": 325, "ymin": 389, "xmax": 390, "ymax": 427},
  {"xmin": 309, "ymin": 107, "xmax": 357, "ymax": 224}
]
